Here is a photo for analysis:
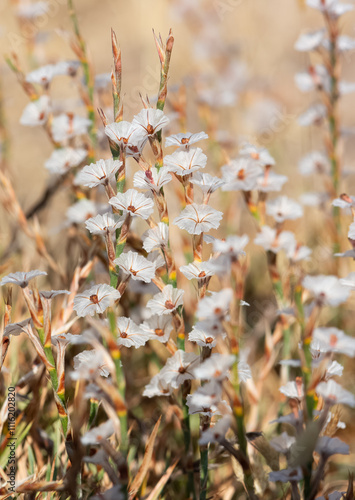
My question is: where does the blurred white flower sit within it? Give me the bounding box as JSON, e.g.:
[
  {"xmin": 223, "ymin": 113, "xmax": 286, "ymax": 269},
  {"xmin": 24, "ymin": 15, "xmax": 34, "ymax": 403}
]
[
  {"xmin": 279, "ymin": 380, "xmax": 304, "ymax": 400},
  {"xmin": 269, "ymin": 467, "xmax": 303, "ymax": 483},
  {"xmin": 26, "ymin": 64, "xmax": 58, "ymax": 86},
  {"xmin": 146, "ymin": 284, "xmax": 184, "ymax": 315},
  {"xmin": 133, "ymin": 167, "xmax": 172, "ymax": 192},
  {"xmin": 316, "ymin": 380, "xmax": 355, "ymax": 407},
  {"xmin": 266, "ymin": 196, "xmax": 303, "ymax": 223},
  {"xmin": 199, "ymin": 415, "xmax": 232, "ymax": 445},
  {"xmin": 75, "ymin": 159, "xmax": 122, "ymax": 188},
  {"xmin": 316, "ymin": 436, "xmax": 349, "ymax": 459},
  {"xmin": 109, "ymin": 189, "xmax": 154, "ymax": 219},
  {"xmin": 294, "ymin": 29, "xmax": 325, "ymax": 52},
  {"xmin": 269, "ymin": 432, "xmax": 296, "ymax": 454},
  {"xmin": 140, "ymin": 315, "xmax": 173, "ymax": 343},
  {"xmin": 307, "ymin": 0, "xmax": 353, "ymax": 17},
  {"xmin": 71, "ymin": 349, "xmax": 110, "ymax": 380},
  {"xmin": 51, "ymin": 114, "xmax": 92, "ymax": 143},
  {"xmin": 197, "ymin": 289, "xmax": 233, "ymax": 320},
  {"xmin": 0, "ymin": 270, "xmax": 47, "ymax": 288},
  {"xmin": 193, "ymin": 353, "xmax": 235, "ymax": 381},
  {"xmin": 20, "ymin": 95, "xmax": 50, "ymax": 126},
  {"xmin": 298, "ymin": 104, "xmax": 326, "ymax": 127},
  {"xmin": 298, "ymin": 151, "xmax": 329, "ymax": 176},
  {"xmin": 161, "ymin": 350, "xmax": 200, "ymax": 389},
  {"xmin": 312, "ymin": 327, "xmax": 355, "ymax": 356},
  {"xmin": 143, "ymin": 372, "xmax": 173, "ymax": 398},
  {"xmin": 142, "ymin": 223, "xmax": 169, "ymax": 252},
  {"xmin": 45, "ymin": 147, "xmax": 87, "ymax": 175},
  {"xmin": 81, "ymin": 419, "xmax": 115, "ymax": 445},
  {"xmin": 115, "ymin": 251, "xmax": 156, "ymax": 283},
  {"xmin": 85, "ymin": 213, "xmax": 124, "ymax": 235},
  {"xmin": 164, "ymin": 148, "xmax": 207, "ymax": 176},
  {"xmin": 254, "ymin": 226, "xmax": 295, "ymax": 253},
  {"xmin": 255, "ymin": 171, "xmax": 288, "ymax": 192},
  {"xmin": 174, "ymin": 203, "xmax": 223, "ymax": 235},
  {"xmin": 240, "ymin": 143, "xmax": 275, "ymax": 167},
  {"xmin": 191, "ymin": 171, "xmax": 224, "ymax": 194},
  {"xmin": 302, "ymin": 275, "xmax": 350, "ymax": 306},
  {"xmin": 73, "ymin": 284, "xmax": 121, "ymax": 317},
  {"xmin": 66, "ymin": 199, "xmax": 97, "ymax": 224},
  {"xmin": 180, "ymin": 261, "xmax": 214, "ymax": 281}
]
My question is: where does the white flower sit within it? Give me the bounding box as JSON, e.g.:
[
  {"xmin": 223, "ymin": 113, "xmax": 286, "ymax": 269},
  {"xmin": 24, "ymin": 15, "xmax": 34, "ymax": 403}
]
[
  {"xmin": 115, "ymin": 251, "xmax": 156, "ymax": 283},
  {"xmin": 295, "ymin": 65, "xmax": 328, "ymax": 93},
  {"xmin": 116, "ymin": 317, "xmax": 150, "ymax": 348},
  {"xmin": 146, "ymin": 284, "xmax": 184, "ymax": 315},
  {"xmin": 186, "ymin": 381, "xmax": 224, "ymax": 416},
  {"xmin": 255, "ymin": 171, "xmax": 288, "ymax": 192},
  {"xmin": 133, "ymin": 167, "xmax": 172, "ymax": 192},
  {"xmin": 240, "ymin": 143, "xmax": 275, "ymax": 167},
  {"xmin": 174, "ymin": 203, "xmax": 223, "ymax": 235},
  {"xmin": 349, "ymin": 222, "xmax": 355, "ymax": 240},
  {"xmin": 285, "ymin": 241, "xmax": 312, "ymax": 262},
  {"xmin": 165, "ymin": 131, "xmax": 208, "ymax": 148},
  {"xmin": 45, "ymin": 147, "xmax": 87, "ymax": 175},
  {"xmin": 269, "ymin": 467, "xmax": 303, "ymax": 483},
  {"xmin": 75, "ymin": 159, "xmax": 122, "ymax": 188},
  {"xmin": 20, "ymin": 95, "xmax": 50, "ymax": 126},
  {"xmin": 180, "ymin": 261, "xmax": 215, "ymax": 281},
  {"xmin": 17, "ymin": 1, "xmax": 49, "ymax": 19},
  {"xmin": 221, "ymin": 158, "xmax": 263, "ymax": 191},
  {"xmin": 294, "ymin": 29, "xmax": 325, "ymax": 52},
  {"xmin": 197, "ymin": 289, "xmax": 233, "ymax": 320},
  {"xmin": 325, "ymin": 360, "xmax": 344, "ymax": 380},
  {"xmin": 109, "ymin": 189, "xmax": 154, "ymax": 219},
  {"xmin": 238, "ymin": 361, "xmax": 252, "ymax": 383},
  {"xmin": 161, "ymin": 350, "xmax": 200, "ymax": 389},
  {"xmin": 213, "ymin": 235, "xmax": 249, "ymax": 257},
  {"xmin": 73, "ymin": 284, "xmax": 121, "ymax": 317},
  {"xmin": 51, "ymin": 114, "xmax": 92, "ymax": 143},
  {"xmin": 298, "ymin": 151, "xmax": 329, "ymax": 176},
  {"xmin": 312, "ymin": 327, "xmax": 355, "ymax": 356},
  {"xmin": 302, "ymin": 275, "xmax": 350, "ymax": 306},
  {"xmin": 269, "ymin": 432, "xmax": 296, "ymax": 454},
  {"xmin": 4, "ymin": 319, "xmax": 31, "ymax": 337},
  {"xmin": 54, "ymin": 60, "xmax": 81, "ymax": 77},
  {"xmin": 298, "ymin": 104, "xmax": 327, "ymax": 127},
  {"xmin": 190, "ymin": 172, "xmax": 224, "ymax": 194},
  {"xmin": 330, "ymin": 35, "xmax": 355, "ymax": 52},
  {"xmin": 66, "ymin": 199, "xmax": 97, "ymax": 224},
  {"xmin": 188, "ymin": 325, "xmax": 224, "ymax": 348},
  {"xmin": 332, "ymin": 194, "xmax": 355, "ymax": 210},
  {"xmin": 193, "ymin": 353, "xmax": 235, "ymax": 381},
  {"xmin": 316, "ymin": 380, "xmax": 355, "ymax": 407},
  {"xmin": 132, "ymin": 108, "xmax": 170, "ymax": 137},
  {"xmin": 81, "ymin": 419, "xmax": 115, "ymax": 445},
  {"xmin": 266, "ymin": 196, "xmax": 303, "ymax": 223},
  {"xmin": 94, "ymin": 73, "xmax": 111, "ymax": 89},
  {"xmin": 71, "ymin": 349, "xmax": 110, "ymax": 380},
  {"xmin": 315, "ymin": 436, "xmax": 349, "ymax": 458},
  {"xmin": 279, "ymin": 380, "xmax": 304, "ymax": 400},
  {"xmin": 105, "ymin": 121, "xmax": 147, "ymax": 155},
  {"xmin": 199, "ymin": 415, "xmax": 232, "ymax": 445},
  {"xmin": 0, "ymin": 270, "xmax": 47, "ymax": 288},
  {"xmin": 339, "ymin": 272, "xmax": 355, "ymax": 289},
  {"xmin": 26, "ymin": 64, "xmax": 58, "ymax": 86},
  {"xmin": 164, "ymin": 148, "xmax": 207, "ymax": 176},
  {"xmin": 307, "ymin": 0, "xmax": 353, "ymax": 17},
  {"xmin": 85, "ymin": 213, "xmax": 124, "ymax": 235},
  {"xmin": 254, "ymin": 226, "xmax": 295, "ymax": 253},
  {"xmin": 140, "ymin": 315, "xmax": 174, "ymax": 343},
  {"xmin": 39, "ymin": 290, "xmax": 70, "ymax": 300},
  {"xmin": 143, "ymin": 372, "xmax": 173, "ymax": 397},
  {"xmin": 142, "ymin": 223, "xmax": 169, "ymax": 252}
]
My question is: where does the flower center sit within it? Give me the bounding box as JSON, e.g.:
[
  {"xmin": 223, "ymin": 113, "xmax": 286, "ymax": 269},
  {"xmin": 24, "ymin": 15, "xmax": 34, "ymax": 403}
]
[
  {"xmin": 147, "ymin": 124, "xmax": 154, "ymax": 135},
  {"xmin": 198, "ymin": 271, "xmax": 206, "ymax": 278},
  {"xmin": 205, "ymin": 337, "xmax": 214, "ymax": 344},
  {"xmin": 181, "ymin": 137, "xmax": 189, "ymax": 144},
  {"xmin": 165, "ymin": 300, "xmax": 175, "ymax": 310},
  {"xmin": 155, "ymin": 328, "xmax": 164, "ymax": 337},
  {"xmin": 214, "ymin": 370, "xmax": 222, "ymax": 377},
  {"xmin": 329, "ymin": 334, "xmax": 338, "ymax": 347},
  {"xmin": 90, "ymin": 294, "xmax": 99, "ymax": 304},
  {"xmin": 127, "ymin": 205, "xmax": 136, "ymax": 213},
  {"xmin": 250, "ymin": 152, "xmax": 259, "ymax": 160},
  {"xmin": 120, "ymin": 331, "xmax": 128, "ymax": 338},
  {"xmin": 237, "ymin": 169, "xmax": 245, "ymax": 180},
  {"xmin": 178, "ymin": 366, "xmax": 186, "ymax": 374},
  {"xmin": 214, "ymin": 307, "xmax": 223, "ymax": 315}
]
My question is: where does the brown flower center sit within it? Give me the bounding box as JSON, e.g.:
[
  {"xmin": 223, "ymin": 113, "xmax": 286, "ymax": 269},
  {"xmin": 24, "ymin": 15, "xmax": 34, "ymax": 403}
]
[
  {"xmin": 127, "ymin": 205, "xmax": 136, "ymax": 213},
  {"xmin": 147, "ymin": 124, "xmax": 154, "ymax": 135},
  {"xmin": 205, "ymin": 337, "xmax": 214, "ymax": 344},
  {"xmin": 181, "ymin": 137, "xmax": 189, "ymax": 145},
  {"xmin": 155, "ymin": 328, "xmax": 164, "ymax": 337},
  {"xmin": 237, "ymin": 169, "xmax": 245, "ymax": 180},
  {"xmin": 329, "ymin": 334, "xmax": 338, "ymax": 347},
  {"xmin": 250, "ymin": 152, "xmax": 259, "ymax": 160},
  {"xmin": 198, "ymin": 271, "xmax": 206, "ymax": 278},
  {"xmin": 165, "ymin": 300, "xmax": 175, "ymax": 310},
  {"xmin": 90, "ymin": 294, "xmax": 99, "ymax": 304},
  {"xmin": 120, "ymin": 331, "xmax": 128, "ymax": 338},
  {"xmin": 178, "ymin": 366, "xmax": 186, "ymax": 374}
]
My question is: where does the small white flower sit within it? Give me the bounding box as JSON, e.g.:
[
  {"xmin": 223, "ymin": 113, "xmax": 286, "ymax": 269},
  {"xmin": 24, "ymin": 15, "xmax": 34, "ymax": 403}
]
[
  {"xmin": 191, "ymin": 172, "xmax": 224, "ymax": 194},
  {"xmin": 115, "ymin": 251, "xmax": 156, "ymax": 283},
  {"xmin": 294, "ymin": 29, "xmax": 325, "ymax": 52},
  {"xmin": 312, "ymin": 327, "xmax": 355, "ymax": 356},
  {"xmin": 266, "ymin": 196, "xmax": 303, "ymax": 223},
  {"xmin": 165, "ymin": 132, "xmax": 208, "ymax": 148},
  {"xmin": 302, "ymin": 275, "xmax": 350, "ymax": 306},
  {"xmin": 20, "ymin": 95, "xmax": 50, "ymax": 126},
  {"xmin": 197, "ymin": 289, "xmax": 233, "ymax": 320},
  {"xmin": 85, "ymin": 213, "xmax": 124, "ymax": 235},
  {"xmin": 105, "ymin": 121, "xmax": 147, "ymax": 155},
  {"xmin": 298, "ymin": 151, "xmax": 329, "ymax": 176},
  {"xmin": 339, "ymin": 272, "xmax": 355, "ymax": 289},
  {"xmin": 180, "ymin": 261, "xmax": 214, "ymax": 281},
  {"xmin": 39, "ymin": 290, "xmax": 70, "ymax": 300},
  {"xmin": 0, "ymin": 270, "xmax": 47, "ymax": 288},
  {"xmin": 143, "ymin": 372, "xmax": 173, "ymax": 398},
  {"xmin": 26, "ymin": 64, "xmax": 58, "ymax": 86},
  {"xmin": 146, "ymin": 284, "xmax": 184, "ymax": 315},
  {"xmin": 17, "ymin": 1, "xmax": 49, "ymax": 19},
  {"xmin": 330, "ymin": 35, "xmax": 355, "ymax": 52},
  {"xmin": 75, "ymin": 159, "xmax": 122, "ymax": 188},
  {"xmin": 199, "ymin": 415, "xmax": 232, "ymax": 445},
  {"xmin": 109, "ymin": 189, "xmax": 154, "ymax": 219},
  {"xmin": 240, "ymin": 143, "xmax": 275, "ymax": 167},
  {"xmin": 307, "ymin": 0, "xmax": 353, "ymax": 17},
  {"xmin": 142, "ymin": 223, "xmax": 169, "ymax": 253},
  {"xmin": 133, "ymin": 167, "xmax": 172, "ymax": 193},
  {"xmin": 54, "ymin": 60, "xmax": 81, "ymax": 77},
  {"xmin": 141, "ymin": 315, "xmax": 174, "ymax": 343},
  {"xmin": 269, "ymin": 467, "xmax": 303, "ymax": 483},
  {"xmin": 161, "ymin": 350, "xmax": 200, "ymax": 389},
  {"xmin": 116, "ymin": 317, "xmax": 150, "ymax": 348},
  {"xmin": 66, "ymin": 199, "xmax": 98, "ymax": 224},
  {"xmin": 238, "ymin": 361, "xmax": 252, "ymax": 383},
  {"xmin": 298, "ymin": 104, "xmax": 327, "ymax": 127},
  {"xmin": 81, "ymin": 419, "xmax": 115, "ymax": 445},
  {"xmin": 94, "ymin": 72, "xmax": 111, "ymax": 89},
  {"xmin": 193, "ymin": 353, "xmax": 236, "ymax": 381},
  {"xmin": 285, "ymin": 241, "xmax": 312, "ymax": 262},
  {"xmin": 73, "ymin": 284, "xmax": 121, "ymax": 317},
  {"xmin": 254, "ymin": 226, "xmax": 295, "ymax": 254},
  {"xmin": 255, "ymin": 171, "xmax": 288, "ymax": 192},
  {"xmin": 213, "ymin": 235, "xmax": 249, "ymax": 257},
  {"xmin": 164, "ymin": 148, "xmax": 207, "ymax": 176},
  {"xmin": 51, "ymin": 114, "xmax": 92, "ymax": 143},
  {"xmin": 316, "ymin": 436, "xmax": 349, "ymax": 459},
  {"xmin": 279, "ymin": 380, "xmax": 304, "ymax": 400},
  {"xmin": 269, "ymin": 432, "xmax": 296, "ymax": 454},
  {"xmin": 186, "ymin": 380, "xmax": 224, "ymax": 415},
  {"xmin": 295, "ymin": 65, "xmax": 328, "ymax": 93},
  {"xmin": 332, "ymin": 194, "xmax": 355, "ymax": 210},
  {"xmin": 174, "ymin": 203, "xmax": 223, "ymax": 235},
  {"xmin": 221, "ymin": 158, "xmax": 262, "ymax": 191},
  {"xmin": 325, "ymin": 360, "xmax": 344, "ymax": 380},
  {"xmin": 45, "ymin": 147, "xmax": 87, "ymax": 175},
  {"xmin": 316, "ymin": 380, "xmax": 355, "ymax": 407},
  {"xmin": 132, "ymin": 108, "xmax": 170, "ymax": 138},
  {"xmin": 188, "ymin": 325, "xmax": 224, "ymax": 348},
  {"xmin": 71, "ymin": 349, "xmax": 110, "ymax": 380}
]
